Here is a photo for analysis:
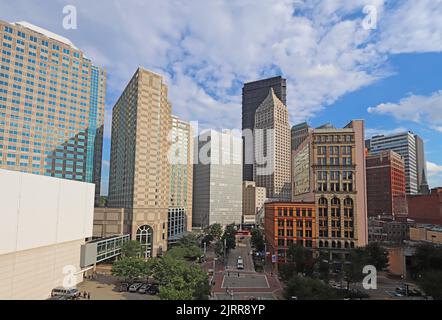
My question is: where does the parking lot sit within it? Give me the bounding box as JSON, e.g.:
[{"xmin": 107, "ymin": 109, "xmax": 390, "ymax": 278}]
[{"xmin": 76, "ymin": 274, "xmax": 160, "ymax": 300}]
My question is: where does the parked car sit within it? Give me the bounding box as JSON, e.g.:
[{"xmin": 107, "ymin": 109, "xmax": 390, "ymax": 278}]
[
  {"xmin": 51, "ymin": 287, "xmax": 80, "ymax": 299},
  {"xmin": 147, "ymin": 285, "xmax": 159, "ymax": 295},
  {"xmin": 119, "ymin": 283, "xmax": 130, "ymax": 292},
  {"xmin": 138, "ymin": 284, "xmax": 151, "ymax": 294},
  {"xmin": 128, "ymin": 283, "xmax": 143, "ymax": 292}
]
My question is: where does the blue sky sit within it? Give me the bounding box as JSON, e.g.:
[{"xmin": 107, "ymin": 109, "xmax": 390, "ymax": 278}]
[{"xmin": 1, "ymin": 0, "xmax": 441, "ymax": 193}]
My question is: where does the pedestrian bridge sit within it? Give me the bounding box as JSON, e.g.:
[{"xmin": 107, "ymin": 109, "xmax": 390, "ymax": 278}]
[{"xmin": 80, "ymin": 234, "xmax": 130, "ymax": 268}]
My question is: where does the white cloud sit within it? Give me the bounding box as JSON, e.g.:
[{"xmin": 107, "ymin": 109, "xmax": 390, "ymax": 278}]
[
  {"xmin": 427, "ymin": 161, "xmax": 442, "ymax": 176},
  {"xmin": 378, "ymin": 0, "xmax": 442, "ymax": 54},
  {"xmin": 1, "ymin": 0, "xmax": 441, "ymax": 132},
  {"xmin": 367, "ymin": 90, "xmax": 442, "ymax": 130},
  {"xmin": 427, "ymin": 161, "xmax": 442, "ymax": 188}
]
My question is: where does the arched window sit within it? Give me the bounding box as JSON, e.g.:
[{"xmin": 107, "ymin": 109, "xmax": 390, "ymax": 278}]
[
  {"xmin": 331, "ymin": 197, "xmax": 341, "ymax": 217},
  {"xmin": 318, "ymin": 197, "xmax": 328, "ymax": 217},
  {"xmin": 350, "ymin": 242, "xmax": 355, "ymax": 248},
  {"xmin": 337, "ymin": 241, "xmax": 342, "ymax": 248},
  {"xmin": 319, "ymin": 241, "xmax": 323, "ymax": 248},
  {"xmin": 345, "ymin": 241, "xmax": 349, "ymax": 249},
  {"xmin": 332, "ymin": 241, "xmax": 336, "ymax": 248},
  {"xmin": 344, "ymin": 198, "xmax": 354, "ymax": 218},
  {"xmin": 136, "ymin": 225, "xmax": 153, "ymax": 259}
]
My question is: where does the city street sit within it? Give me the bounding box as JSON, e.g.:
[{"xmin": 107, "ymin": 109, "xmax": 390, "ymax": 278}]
[
  {"xmin": 211, "ymin": 235, "xmax": 283, "ymax": 300},
  {"xmin": 226, "ymin": 236, "xmax": 254, "ymax": 272}
]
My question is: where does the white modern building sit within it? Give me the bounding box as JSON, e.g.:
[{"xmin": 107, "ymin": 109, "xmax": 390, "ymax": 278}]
[
  {"xmin": 0, "ymin": 169, "xmax": 94, "ymax": 300},
  {"xmin": 367, "ymin": 132, "xmax": 426, "ymax": 195},
  {"xmin": 192, "ymin": 130, "xmax": 243, "ymax": 228}
]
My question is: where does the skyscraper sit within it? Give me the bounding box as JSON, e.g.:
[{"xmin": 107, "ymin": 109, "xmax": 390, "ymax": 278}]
[
  {"xmin": 242, "ymin": 76, "xmax": 286, "ymax": 181},
  {"xmin": 108, "ymin": 67, "xmax": 171, "ymax": 257},
  {"xmin": 168, "ymin": 115, "xmax": 193, "ymax": 243},
  {"xmin": 292, "ymin": 120, "xmax": 368, "ymax": 248},
  {"xmin": 366, "ymin": 132, "xmax": 426, "ymax": 195},
  {"xmin": 192, "ymin": 130, "xmax": 243, "ymax": 228},
  {"xmin": 0, "ymin": 21, "xmax": 105, "ymax": 205},
  {"xmin": 415, "ymin": 135, "xmax": 428, "ymax": 192},
  {"xmin": 254, "ymin": 88, "xmax": 291, "ymax": 201},
  {"xmin": 291, "ymin": 122, "xmax": 312, "ymax": 152}
]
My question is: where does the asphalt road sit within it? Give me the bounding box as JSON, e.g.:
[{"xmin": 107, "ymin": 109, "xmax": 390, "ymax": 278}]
[{"xmin": 226, "ymin": 236, "xmax": 254, "ymax": 272}]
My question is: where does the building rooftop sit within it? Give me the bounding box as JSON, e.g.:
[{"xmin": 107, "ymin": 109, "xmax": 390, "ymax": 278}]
[{"xmin": 13, "ymin": 21, "xmax": 78, "ymax": 50}]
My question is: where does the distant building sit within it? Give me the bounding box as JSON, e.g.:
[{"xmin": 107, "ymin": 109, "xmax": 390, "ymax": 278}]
[
  {"xmin": 108, "ymin": 68, "xmax": 171, "ymax": 257},
  {"xmin": 242, "ymin": 181, "xmax": 266, "ymax": 225},
  {"xmin": 366, "ymin": 132, "xmax": 427, "ymax": 195},
  {"xmin": 168, "ymin": 115, "xmax": 193, "ymax": 243},
  {"xmin": 242, "ymin": 76, "xmax": 286, "ymax": 181},
  {"xmin": 254, "ymin": 88, "xmax": 291, "ymax": 201},
  {"xmin": 192, "ymin": 130, "xmax": 243, "ymax": 228},
  {"xmin": 368, "ymin": 216, "xmax": 411, "ymax": 243},
  {"xmin": 0, "ymin": 20, "xmax": 106, "ymax": 206},
  {"xmin": 0, "ymin": 169, "xmax": 94, "ymax": 299},
  {"xmin": 291, "ymin": 122, "xmax": 312, "ymax": 152},
  {"xmin": 407, "ymin": 188, "xmax": 442, "ymax": 225},
  {"xmin": 264, "ymin": 202, "xmax": 316, "ymax": 263},
  {"xmin": 366, "ymin": 151, "xmax": 407, "ymax": 217},
  {"xmin": 292, "ymin": 120, "xmax": 368, "ymax": 248},
  {"xmin": 409, "ymin": 225, "xmax": 442, "ymax": 244}
]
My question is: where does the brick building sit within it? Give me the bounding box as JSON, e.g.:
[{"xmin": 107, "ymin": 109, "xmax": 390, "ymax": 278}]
[
  {"xmin": 264, "ymin": 202, "xmax": 316, "ymax": 263},
  {"xmin": 407, "ymin": 188, "xmax": 442, "ymax": 225},
  {"xmin": 366, "ymin": 151, "xmax": 407, "ymax": 217}
]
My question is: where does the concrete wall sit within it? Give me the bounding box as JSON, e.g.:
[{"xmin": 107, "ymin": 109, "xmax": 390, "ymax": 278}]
[{"xmin": 0, "ymin": 169, "xmax": 94, "ymax": 299}]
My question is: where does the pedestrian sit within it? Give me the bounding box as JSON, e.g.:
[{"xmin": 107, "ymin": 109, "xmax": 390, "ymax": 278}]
[
  {"xmin": 238, "ymin": 272, "xmax": 240, "ymax": 277},
  {"xmin": 87, "ymin": 292, "xmax": 91, "ymax": 300},
  {"xmin": 83, "ymin": 291, "xmax": 87, "ymax": 299}
]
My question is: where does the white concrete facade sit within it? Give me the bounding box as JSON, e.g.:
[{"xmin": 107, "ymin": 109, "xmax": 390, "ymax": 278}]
[{"xmin": 0, "ymin": 169, "xmax": 94, "ymax": 300}]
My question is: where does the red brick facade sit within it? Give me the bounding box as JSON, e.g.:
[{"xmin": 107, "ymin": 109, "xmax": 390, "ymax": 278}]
[
  {"xmin": 264, "ymin": 202, "xmax": 316, "ymax": 262},
  {"xmin": 366, "ymin": 151, "xmax": 407, "ymax": 217},
  {"xmin": 408, "ymin": 188, "xmax": 442, "ymax": 225}
]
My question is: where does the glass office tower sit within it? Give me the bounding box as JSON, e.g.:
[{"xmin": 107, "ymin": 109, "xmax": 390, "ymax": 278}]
[{"xmin": 0, "ymin": 21, "xmax": 106, "ymax": 204}]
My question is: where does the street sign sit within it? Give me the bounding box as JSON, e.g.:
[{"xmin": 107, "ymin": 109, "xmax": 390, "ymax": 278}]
[{"xmin": 272, "ymin": 255, "xmax": 277, "ymax": 263}]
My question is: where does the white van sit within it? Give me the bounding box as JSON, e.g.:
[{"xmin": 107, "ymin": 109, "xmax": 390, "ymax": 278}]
[{"xmin": 51, "ymin": 287, "xmax": 80, "ymax": 299}]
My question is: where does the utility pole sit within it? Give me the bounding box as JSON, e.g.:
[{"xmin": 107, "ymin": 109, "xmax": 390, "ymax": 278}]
[{"xmin": 224, "ymin": 238, "xmax": 227, "ymax": 269}]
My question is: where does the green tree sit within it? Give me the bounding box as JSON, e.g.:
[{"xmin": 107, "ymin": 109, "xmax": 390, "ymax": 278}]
[
  {"xmin": 316, "ymin": 251, "xmax": 331, "ymax": 281},
  {"xmin": 111, "ymin": 257, "xmax": 150, "ymax": 283},
  {"xmin": 343, "ymin": 248, "xmax": 367, "ymax": 290},
  {"xmin": 120, "ymin": 240, "xmax": 142, "ymax": 258},
  {"xmin": 204, "ymin": 223, "xmax": 223, "ymax": 242},
  {"xmin": 251, "ymin": 228, "xmax": 265, "ymax": 252},
  {"xmin": 365, "ymin": 242, "xmax": 389, "ymax": 271},
  {"xmin": 166, "ymin": 245, "xmax": 203, "ymax": 261},
  {"xmin": 178, "ymin": 233, "xmax": 201, "ymax": 247},
  {"xmin": 419, "ymin": 270, "xmax": 442, "ymax": 299},
  {"xmin": 284, "ymin": 275, "xmax": 338, "ymax": 300},
  {"xmin": 153, "ymin": 256, "xmax": 210, "ymax": 300},
  {"xmin": 222, "ymin": 224, "xmax": 237, "ymax": 252},
  {"xmin": 286, "ymin": 244, "xmax": 314, "ymax": 275},
  {"xmin": 99, "ymin": 196, "xmax": 108, "ymax": 207},
  {"xmin": 214, "ymin": 240, "xmax": 224, "ymax": 257}
]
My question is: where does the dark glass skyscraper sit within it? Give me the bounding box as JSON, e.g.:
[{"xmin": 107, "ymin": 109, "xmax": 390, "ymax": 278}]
[{"xmin": 242, "ymin": 76, "xmax": 286, "ymax": 181}]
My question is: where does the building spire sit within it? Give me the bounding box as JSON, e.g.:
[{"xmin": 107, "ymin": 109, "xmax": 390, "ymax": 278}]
[{"xmin": 419, "ymin": 168, "xmax": 430, "ymax": 195}]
